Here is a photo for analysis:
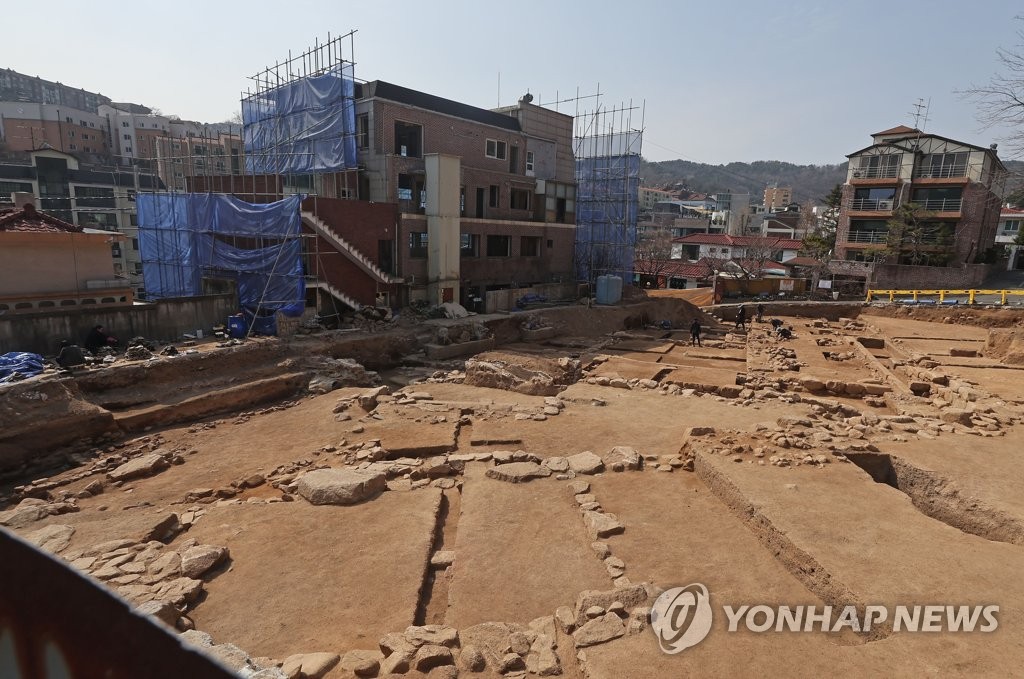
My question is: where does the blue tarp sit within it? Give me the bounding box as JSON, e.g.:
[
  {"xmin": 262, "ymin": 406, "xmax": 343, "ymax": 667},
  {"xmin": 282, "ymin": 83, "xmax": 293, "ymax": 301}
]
[
  {"xmin": 137, "ymin": 194, "xmax": 304, "ymax": 316},
  {"xmin": 0, "ymin": 352, "xmax": 44, "ymax": 381},
  {"xmin": 242, "ymin": 63, "xmax": 357, "ymax": 174},
  {"xmin": 574, "ymin": 154, "xmax": 640, "ymax": 283}
]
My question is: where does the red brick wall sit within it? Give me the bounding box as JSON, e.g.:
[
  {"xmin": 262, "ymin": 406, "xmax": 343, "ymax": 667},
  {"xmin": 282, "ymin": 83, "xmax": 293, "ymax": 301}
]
[
  {"xmin": 871, "ymin": 262, "xmax": 997, "ymax": 288},
  {"xmin": 369, "ymin": 101, "xmax": 539, "ymax": 221}
]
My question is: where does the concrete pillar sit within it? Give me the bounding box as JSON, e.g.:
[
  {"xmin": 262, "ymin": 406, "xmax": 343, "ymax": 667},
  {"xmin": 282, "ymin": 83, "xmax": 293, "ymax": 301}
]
[{"xmin": 425, "ymin": 153, "xmax": 461, "ymax": 306}]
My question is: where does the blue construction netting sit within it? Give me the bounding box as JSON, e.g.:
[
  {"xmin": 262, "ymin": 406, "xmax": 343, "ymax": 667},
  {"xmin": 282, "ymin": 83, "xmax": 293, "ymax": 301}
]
[
  {"xmin": 242, "ymin": 63, "xmax": 357, "ymax": 174},
  {"xmin": 574, "ymin": 154, "xmax": 640, "ymax": 283},
  {"xmin": 137, "ymin": 193, "xmax": 304, "ymax": 316}
]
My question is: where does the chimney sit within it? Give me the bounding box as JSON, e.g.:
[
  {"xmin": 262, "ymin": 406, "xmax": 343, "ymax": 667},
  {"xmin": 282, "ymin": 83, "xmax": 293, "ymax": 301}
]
[{"xmin": 12, "ymin": 192, "xmax": 35, "ymax": 209}]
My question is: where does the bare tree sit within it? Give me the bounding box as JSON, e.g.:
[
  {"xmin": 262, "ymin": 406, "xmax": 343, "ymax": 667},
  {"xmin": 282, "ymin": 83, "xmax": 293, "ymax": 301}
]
[
  {"xmin": 733, "ymin": 236, "xmax": 779, "ymax": 280},
  {"xmin": 633, "ymin": 228, "xmax": 675, "ymax": 286},
  {"xmin": 961, "ymin": 19, "xmax": 1024, "ymax": 156}
]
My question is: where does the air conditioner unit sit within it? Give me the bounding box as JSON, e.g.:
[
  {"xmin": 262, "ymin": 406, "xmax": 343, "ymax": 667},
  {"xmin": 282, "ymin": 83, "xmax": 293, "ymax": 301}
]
[
  {"xmin": 852, "ymin": 171, "xmax": 863, "ymax": 178},
  {"xmin": 877, "ymin": 200, "xmax": 893, "ymax": 210}
]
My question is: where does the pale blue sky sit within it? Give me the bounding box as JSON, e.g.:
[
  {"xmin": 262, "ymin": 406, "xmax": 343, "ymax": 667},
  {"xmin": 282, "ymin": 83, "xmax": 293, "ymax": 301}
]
[{"xmin": 4, "ymin": 0, "xmax": 1022, "ymax": 164}]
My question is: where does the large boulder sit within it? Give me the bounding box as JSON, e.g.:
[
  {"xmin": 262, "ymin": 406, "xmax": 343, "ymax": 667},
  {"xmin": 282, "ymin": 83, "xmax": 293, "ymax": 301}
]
[
  {"xmin": 485, "ymin": 462, "xmax": 551, "ymax": 483},
  {"xmin": 180, "ymin": 544, "xmax": 229, "ymax": 579},
  {"xmin": 567, "ymin": 451, "xmax": 605, "ymax": 475},
  {"xmin": 296, "ymin": 468, "xmax": 387, "ymax": 505},
  {"xmin": 108, "ymin": 453, "xmax": 170, "ymax": 482}
]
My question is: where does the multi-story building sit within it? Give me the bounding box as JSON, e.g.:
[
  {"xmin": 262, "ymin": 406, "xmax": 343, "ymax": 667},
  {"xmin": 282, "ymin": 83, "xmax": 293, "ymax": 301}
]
[
  {"xmin": 638, "ymin": 187, "xmax": 676, "ymax": 212},
  {"xmin": 996, "ymin": 205, "xmax": 1024, "ymax": 270},
  {"xmin": 0, "ymin": 69, "xmax": 110, "ymax": 113},
  {"xmin": 712, "ymin": 192, "xmax": 750, "ymax": 235},
  {"xmin": 0, "ymin": 101, "xmax": 110, "ymax": 157},
  {"xmin": 763, "ymin": 185, "xmax": 793, "ymax": 211},
  {"xmin": 0, "ymin": 148, "xmax": 164, "ymax": 297},
  {"xmin": 834, "ymin": 125, "xmax": 1006, "ymax": 288}
]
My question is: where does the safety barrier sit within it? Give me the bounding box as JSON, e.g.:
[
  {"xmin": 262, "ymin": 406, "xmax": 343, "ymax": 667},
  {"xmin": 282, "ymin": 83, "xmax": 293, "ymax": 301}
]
[{"xmin": 865, "ymin": 289, "xmax": 1024, "ymax": 305}]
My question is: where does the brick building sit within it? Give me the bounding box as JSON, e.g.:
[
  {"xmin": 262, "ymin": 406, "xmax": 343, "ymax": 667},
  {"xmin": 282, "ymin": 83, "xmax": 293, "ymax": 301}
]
[{"xmin": 834, "ymin": 125, "xmax": 1006, "ymax": 288}]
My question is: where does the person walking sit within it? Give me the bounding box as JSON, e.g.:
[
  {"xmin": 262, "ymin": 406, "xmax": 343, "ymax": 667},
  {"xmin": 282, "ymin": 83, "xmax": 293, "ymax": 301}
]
[
  {"xmin": 735, "ymin": 305, "xmax": 747, "ymax": 331},
  {"xmin": 756, "ymin": 303, "xmax": 765, "ymax": 323},
  {"xmin": 690, "ymin": 318, "xmax": 702, "ymax": 347}
]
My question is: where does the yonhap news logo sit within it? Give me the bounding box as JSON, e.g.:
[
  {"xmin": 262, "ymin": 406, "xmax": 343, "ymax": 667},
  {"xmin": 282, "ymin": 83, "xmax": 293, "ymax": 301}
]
[
  {"xmin": 649, "ymin": 584, "xmax": 714, "ymax": 654},
  {"xmin": 649, "ymin": 583, "xmax": 999, "ymax": 654}
]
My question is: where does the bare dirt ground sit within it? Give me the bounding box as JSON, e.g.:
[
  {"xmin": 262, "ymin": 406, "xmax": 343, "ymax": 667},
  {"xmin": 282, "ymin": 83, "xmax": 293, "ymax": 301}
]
[{"xmin": 4, "ymin": 299, "xmax": 1024, "ymax": 678}]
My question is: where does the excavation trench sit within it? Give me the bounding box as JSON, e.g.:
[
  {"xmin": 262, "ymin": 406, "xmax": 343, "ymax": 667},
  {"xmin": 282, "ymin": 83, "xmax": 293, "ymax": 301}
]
[{"xmin": 845, "ymin": 452, "xmax": 1024, "ymax": 546}]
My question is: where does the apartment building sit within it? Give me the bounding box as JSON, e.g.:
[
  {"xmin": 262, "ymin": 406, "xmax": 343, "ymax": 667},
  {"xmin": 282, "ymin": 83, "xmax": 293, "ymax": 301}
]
[
  {"xmin": 638, "ymin": 186, "xmax": 676, "ymax": 212},
  {"xmin": 0, "ymin": 101, "xmax": 110, "ymax": 157},
  {"xmin": 763, "ymin": 185, "xmax": 793, "ymax": 211},
  {"xmin": 0, "ymin": 148, "xmax": 164, "ymax": 297},
  {"xmin": 834, "ymin": 125, "xmax": 1006, "ymax": 288}
]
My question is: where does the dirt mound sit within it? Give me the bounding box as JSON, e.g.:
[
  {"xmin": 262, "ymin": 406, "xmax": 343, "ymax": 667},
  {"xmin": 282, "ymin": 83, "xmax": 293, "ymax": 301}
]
[
  {"xmin": 464, "ymin": 351, "xmax": 581, "ymax": 395},
  {"xmin": 863, "ymin": 305, "xmax": 1024, "ymax": 329},
  {"xmin": 985, "ymin": 328, "xmax": 1024, "ymax": 365}
]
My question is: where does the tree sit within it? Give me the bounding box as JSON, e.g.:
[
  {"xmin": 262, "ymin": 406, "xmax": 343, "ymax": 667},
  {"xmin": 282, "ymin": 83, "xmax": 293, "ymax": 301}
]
[
  {"xmin": 882, "ymin": 202, "xmax": 947, "ymax": 265},
  {"xmin": 633, "ymin": 228, "xmax": 675, "ymax": 288},
  {"xmin": 961, "ymin": 19, "xmax": 1024, "ymax": 157},
  {"xmin": 800, "ymin": 183, "xmax": 842, "ymax": 293},
  {"xmin": 734, "ymin": 236, "xmax": 779, "ymax": 280}
]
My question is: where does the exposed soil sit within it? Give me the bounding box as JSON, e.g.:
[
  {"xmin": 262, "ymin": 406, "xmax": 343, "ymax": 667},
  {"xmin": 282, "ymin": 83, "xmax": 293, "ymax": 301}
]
[{"xmin": 4, "ymin": 299, "xmax": 1024, "ymax": 678}]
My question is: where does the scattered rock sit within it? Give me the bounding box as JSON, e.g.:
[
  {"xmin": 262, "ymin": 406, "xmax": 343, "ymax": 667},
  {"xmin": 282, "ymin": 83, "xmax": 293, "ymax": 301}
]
[
  {"xmin": 180, "ymin": 545, "xmax": 228, "ymax": 579},
  {"xmin": 582, "ymin": 510, "xmax": 624, "ymax": 539},
  {"xmin": 281, "ymin": 652, "xmax": 340, "ymax": 679},
  {"xmin": 339, "ymin": 650, "xmax": 383, "ymax": 677},
  {"xmin": 604, "ymin": 446, "xmax": 641, "ymax": 471},
  {"xmin": 25, "ymin": 523, "xmax": 75, "ymax": 554},
  {"xmin": 108, "ymin": 454, "xmax": 170, "ymax": 482},
  {"xmin": 573, "ymin": 612, "xmax": 625, "ymax": 647}
]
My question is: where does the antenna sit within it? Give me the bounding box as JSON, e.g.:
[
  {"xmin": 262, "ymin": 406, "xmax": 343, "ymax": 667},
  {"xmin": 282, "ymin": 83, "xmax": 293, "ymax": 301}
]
[{"xmin": 910, "ymin": 97, "xmax": 931, "ymax": 131}]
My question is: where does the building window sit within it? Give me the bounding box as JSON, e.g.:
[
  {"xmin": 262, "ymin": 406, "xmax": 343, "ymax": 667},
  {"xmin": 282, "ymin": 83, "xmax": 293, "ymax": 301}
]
[
  {"xmin": 132, "ymin": 237, "xmax": 139, "ymax": 250},
  {"xmin": 486, "ymin": 139, "xmax": 507, "ymax": 160},
  {"xmin": 123, "ymin": 134, "xmax": 131, "ymax": 140},
  {"xmin": 486, "ymin": 235, "xmax": 510, "ymax": 257},
  {"xmin": 65, "ymin": 116, "xmax": 73, "ymax": 123},
  {"xmin": 460, "ymin": 233, "xmax": 479, "ymax": 257},
  {"xmin": 121, "ymin": 121, "xmax": 129, "ymax": 127},
  {"xmin": 134, "ymin": 262, "xmax": 143, "ymax": 274},
  {"xmin": 526, "ymin": 151, "xmax": 535, "ymax": 172},
  {"xmin": 397, "ymin": 173, "xmax": 414, "ymax": 201},
  {"xmin": 130, "ymin": 213, "xmax": 138, "ymax": 226},
  {"xmin": 547, "ymin": 239, "xmax": 553, "ymax": 248},
  {"xmin": 80, "ymin": 120, "xmax": 87, "ymax": 126},
  {"xmin": 1003, "ymin": 220, "xmax": 1021, "ymax": 233},
  {"xmin": 394, "ymin": 121, "xmax": 422, "ymax": 157},
  {"xmin": 510, "ymin": 188, "xmax": 532, "ymax": 211},
  {"xmin": 409, "ymin": 231, "xmax": 428, "ymax": 258},
  {"xmin": 917, "ymin": 152, "xmax": 969, "ymax": 179},
  {"xmin": 357, "ymin": 113, "xmax": 369, "ymax": 149},
  {"xmin": 68, "ymin": 144, "xmax": 77, "ymax": 150},
  {"xmin": 520, "ymin": 236, "xmax": 540, "ymax": 257},
  {"xmin": 489, "ymin": 185, "xmax": 499, "ymax": 208}
]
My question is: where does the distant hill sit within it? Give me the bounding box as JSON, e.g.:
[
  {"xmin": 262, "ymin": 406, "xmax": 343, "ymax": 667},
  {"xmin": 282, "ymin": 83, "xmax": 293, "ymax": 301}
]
[{"xmin": 640, "ymin": 158, "xmax": 1024, "ymax": 205}]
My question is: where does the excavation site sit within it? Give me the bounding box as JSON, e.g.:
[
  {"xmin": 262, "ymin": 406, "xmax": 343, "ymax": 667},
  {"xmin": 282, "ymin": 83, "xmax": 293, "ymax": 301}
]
[{"xmin": 3, "ymin": 297, "xmax": 1024, "ymax": 678}]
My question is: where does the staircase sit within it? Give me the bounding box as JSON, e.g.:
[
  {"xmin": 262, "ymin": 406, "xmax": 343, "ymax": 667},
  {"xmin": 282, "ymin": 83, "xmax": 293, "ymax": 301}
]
[
  {"xmin": 301, "ymin": 211, "xmax": 404, "ymax": 285},
  {"xmin": 313, "ymin": 280, "xmax": 362, "ymax": 311}
]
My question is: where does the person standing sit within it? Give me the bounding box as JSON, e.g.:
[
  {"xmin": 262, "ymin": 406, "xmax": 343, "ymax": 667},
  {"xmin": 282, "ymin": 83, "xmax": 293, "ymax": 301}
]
[
  {"xmin": 690, "ymin": 318, "xmax": 702, "ymax": 347},
  {"xmin": 735, "ymin": 306, "xmax": 747, "ymax": 331},
  {"xmin": 756, "ymin": 303, "xmax": 765, "ymax": 323}
]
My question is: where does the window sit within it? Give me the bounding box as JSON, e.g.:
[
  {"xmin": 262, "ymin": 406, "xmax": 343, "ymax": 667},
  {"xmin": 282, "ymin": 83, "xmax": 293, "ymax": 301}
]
[
  {"xmin": 65, "ymin": 116, "xmax": 73, "ymax": 123},
  {"xmin": 489, "ymin": 185, "xmax": 499, "ymax": 208},
  {"xmin": 68, "ymin": 144, "xmax": 77, "ymax": 150},
  {"xmin": 397, "ymin": 174, "xmax": 414, "ymax": 201},
  {"xmin": 133, "ymin": 262, "xmax": 143, "ymax": 274},
  {"xmin": 81, "ymin": 133, "xmax": 88, "ymax": 140},
  {"xmin": 1003, "ymin": 220, "xmax": 1021, "ymax": 233},
  {"xmin": 130, "ymin": 213, "xmax": 138, "ymax": 226},
  {"xmin": 132, "ymin": 238, "xmax": 139, "ymax": 250},
  {"xmin": 68, "ymin": 131, "xmax": 75, "ymax": 138},
  {"xmin": 79, "ymin": 120, "xmax": 87, "ymax": 126},
  {"xmin": 409, "ymin": 232, "xmax": 428, "ymax": 258},
  {"xmin": 520, "ymin": 236, "xmax": 540, "ymax": 257},
  {"xmin": 123, "ymin": 134, "xmax": 131, "ymax": 140},
  {"xmin": 510, "ymin": 188, "xmax": 532, "ymax": 211},
  {"xmin": 486, "ymin": 139, "xmax": 507, "ymax": 160},
  {"xmin": 357, "ymin": 113, "xmax": 369, "ymax": 149},
  {"xmin": 394, "ymin": 121, "xmax": 422, "ymax": 157},
  {"xmin": 547, "ymin": 239, "xmax": 553, "ymax": 249},
  {"xmin": 121, "ymin": 121, "xmax": 129, "ymax": 127},
  {"xmin": 486, "ymin": 235, "xmax": 510, "ymax": 257},
  {"xmin": 855, "ymin": 153, "xmax": 900, "ymax": 179},
  {"xmin": 460, "ymin": 233, "xmax": 479, "ymax": 257},
  {"xmin": 917, "ymin": 152, "xmax": 968, "ymax": 179},
  {"xmin": 526, "ymin": 151, "xmax": 535, "ymax": 173}
]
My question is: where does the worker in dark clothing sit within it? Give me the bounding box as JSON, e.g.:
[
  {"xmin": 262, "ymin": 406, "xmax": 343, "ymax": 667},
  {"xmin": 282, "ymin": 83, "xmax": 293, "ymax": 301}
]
[
  {"xmin": 56, "ymin": 341, "xmax": 85, "ymax": 369},
  {"xmin": 690, "ymin": 318, "xmax": 702, "ymax": 347},
  {"xmin": 735, "ymin": 306, "xmax": 747, "ymax": 330},
  {"xmin": 84, "ymin": 325, "xmax": 117, "ymax": 354},
  {"xmin": 770, "ymin": 318, "xmax": 785, "ymax": 331},
  {"xmin": 777, "ymin": 326, "xmax": 794, "ymax": 340},
  {"xmin": 756, "ymin": 303, "xmax": 765, "ymax": 323}
]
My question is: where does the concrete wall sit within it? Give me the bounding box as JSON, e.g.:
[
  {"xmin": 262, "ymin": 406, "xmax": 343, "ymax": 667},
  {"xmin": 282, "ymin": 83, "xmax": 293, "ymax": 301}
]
[
  {"xmin": 0, "ymin": 293, "xmax": 237, "ymax": 355},
  {"xmin": 483, "ymin": 282, "xmax": 580, "ymax": 314},
  {"xmin": 0, "ymin": 231, "xmax": 119, "ymax": 295}
]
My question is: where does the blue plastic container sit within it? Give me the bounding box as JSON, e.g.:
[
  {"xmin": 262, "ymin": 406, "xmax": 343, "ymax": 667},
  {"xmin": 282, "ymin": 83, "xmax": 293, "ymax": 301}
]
[{"xmin": 227, "ymin": 316, "xmax": 247, "ymax": 339}]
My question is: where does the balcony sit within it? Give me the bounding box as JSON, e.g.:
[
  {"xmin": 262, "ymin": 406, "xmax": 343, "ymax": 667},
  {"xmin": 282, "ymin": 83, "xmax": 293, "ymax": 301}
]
[
  {"xmin": 850, "ymin": 198, "xmax": 895, "ymax": 211},
  {"xmin": 913, "ymin": 164, "xmax": 967, "ymax": 179},
  {"xmin": 913, "ymin": 198, "xmax": 962, "ymax": 212},
  {"xmin": 850, "ymin": 166, "xmax": 899, "ymax": 179},
  {"xmin": 846, "ymin": 231, "xmax": 888, "ymax": 244}
]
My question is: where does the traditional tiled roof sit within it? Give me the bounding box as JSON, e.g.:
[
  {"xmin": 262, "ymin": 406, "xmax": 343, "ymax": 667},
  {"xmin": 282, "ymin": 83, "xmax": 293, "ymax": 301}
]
[
  {"xmin": 0, "ymin": 204, "xmax": 83, "ymax": 233},
  {"xmin": 635, "ymin": 259, "xmax": 712, "ymax": 278},
  {"xmin": 873, "ymin": 125, "xmax": 920, "ymax": 136},
  {"xmin": 672, "ymin": 233, "xmax": 803, "ymax": 250}
]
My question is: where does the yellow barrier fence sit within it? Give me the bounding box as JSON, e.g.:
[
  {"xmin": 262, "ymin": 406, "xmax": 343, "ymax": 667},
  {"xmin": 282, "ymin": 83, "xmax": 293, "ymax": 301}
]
[{"xmin": 865, "ymin": 289, "xmax": 1024, "ymax": 305}]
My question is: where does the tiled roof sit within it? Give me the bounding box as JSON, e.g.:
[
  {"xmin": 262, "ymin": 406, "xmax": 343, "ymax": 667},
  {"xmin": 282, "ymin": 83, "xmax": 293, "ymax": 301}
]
[
  {"xmin": 635, "ymin": 259, "xmax": 712, "ymax": 278},
  {"xmin": 0, "ymin": 204, "xmax": 83, "ymax": 233},
  {"xmin": 1000, "ymin": 207, "xmax": 1024, "ymax": 216},
  {"xmin": 673, "ymin": 233, "xmax": 803, "ymax": 250},
  {"xmin": 873, "ymin": 125, "xmax": 920, "ymax": 136}
]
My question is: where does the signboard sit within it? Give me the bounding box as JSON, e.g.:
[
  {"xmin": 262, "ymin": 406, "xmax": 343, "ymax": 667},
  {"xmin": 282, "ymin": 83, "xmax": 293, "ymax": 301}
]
[
  {"xmin": 818, "ymin": 280, "xmax": 833, "ymax": 289},
  {"xmin": 779, "ymin": 279, "xmax": 795, "ymax": 292}
]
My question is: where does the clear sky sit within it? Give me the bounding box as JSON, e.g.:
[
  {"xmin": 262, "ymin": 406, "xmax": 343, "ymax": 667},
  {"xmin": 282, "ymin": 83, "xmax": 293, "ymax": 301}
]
[{"xmin": 4, "ymin": 0, "xmax": 1022, "ymax": 165}]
